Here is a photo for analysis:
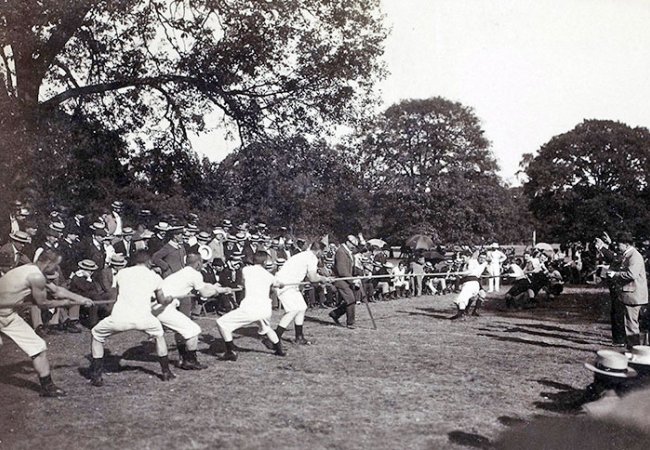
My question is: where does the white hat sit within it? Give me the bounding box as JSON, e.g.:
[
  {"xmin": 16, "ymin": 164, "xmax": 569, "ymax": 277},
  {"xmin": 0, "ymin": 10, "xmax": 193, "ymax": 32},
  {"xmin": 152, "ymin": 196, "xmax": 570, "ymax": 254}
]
[
  {"xmin": 584, "ymin": 349, "xmax": 637, "ymax": 378},
  {"xmin": 198, "ymin": 245, "xmax": 213, "ymax": 261},
  {"xmin": 627, "ymin": 346, "xmax": 650, "ymax": 366},
  {"xmin": 347, "ymin": 235, "xmax": 359, "ymax": 247},
  {"xmin": 491, "ymin": 243, "xmax": 499, "ymax": 249}
]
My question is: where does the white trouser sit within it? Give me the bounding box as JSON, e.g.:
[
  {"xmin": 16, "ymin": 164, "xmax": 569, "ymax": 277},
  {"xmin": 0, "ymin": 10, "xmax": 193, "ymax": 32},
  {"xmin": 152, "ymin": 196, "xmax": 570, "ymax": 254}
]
[
  {"xmin": 454, "ymin": 281, "xmax": 481, "ymax": 310},
  {"xmin": 488, "ymin": 265, "xmax": 502, "ymax": 292},
  {"xmin": 152, "ymin": 300, "xmax": 201, "ymax": 340},
  {"xmin": 277, "ymin": 288, "xmax": 308, "ymax": 328},
  {"xmin": 216, "ymin": 305, "xmax": 277, "ymax": 343}
]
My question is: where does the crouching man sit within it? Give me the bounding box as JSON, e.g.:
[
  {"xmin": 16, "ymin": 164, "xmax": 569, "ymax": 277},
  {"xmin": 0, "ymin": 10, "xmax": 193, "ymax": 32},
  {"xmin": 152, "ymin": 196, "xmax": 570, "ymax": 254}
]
[
  {"xmin": 216, "ymin": 251, "xmax": 286, "ymax": 361},
  {"xmin": 154, "ymin": 253, "xmax": 232, "ymax": 370},
  {"xmin": 0, "ymin": 250, "xmax": 93, "ymax": 397},
  {"xmin": 89, "ymin": 251, "xmax": 175, "ymax": 386}
]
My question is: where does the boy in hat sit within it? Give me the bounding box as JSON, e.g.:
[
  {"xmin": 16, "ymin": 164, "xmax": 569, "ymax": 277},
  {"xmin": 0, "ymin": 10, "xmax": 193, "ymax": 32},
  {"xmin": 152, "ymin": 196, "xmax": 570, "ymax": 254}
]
[{"xmin": 216, "ymin": 251, "xmax": 286, "ymax": 360}]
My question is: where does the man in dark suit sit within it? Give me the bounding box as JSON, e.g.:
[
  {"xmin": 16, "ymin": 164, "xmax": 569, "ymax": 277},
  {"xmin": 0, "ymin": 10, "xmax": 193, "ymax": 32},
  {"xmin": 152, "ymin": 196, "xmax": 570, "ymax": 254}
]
[
  {"xmin": 113, "ymin": 227, "xmax": 136, "ymax": 263},
  {"xmin": 80, "ymin": 222, "xmax": 108, "ymax": 269},
  {"xmin": 606, "ymin": 232, "xmax": 649, "ymax": 348},
  {"xmin": 0, "ymin": 231, "xmax": 32, "ymax": 268},
  {"xmin": 148, "ymin": 222, "xmax": 169, "ymax": 255},
  {"xmin": 152, "ymin": 226, "xmax": 186, "ymax": 278},
  {"xmin": 329, "ymin": 235, "xmax": 359, "ymax": 328}
]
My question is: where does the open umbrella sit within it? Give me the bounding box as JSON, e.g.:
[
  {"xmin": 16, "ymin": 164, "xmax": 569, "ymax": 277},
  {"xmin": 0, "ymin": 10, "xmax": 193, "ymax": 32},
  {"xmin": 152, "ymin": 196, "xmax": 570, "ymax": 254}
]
[
  {"xmin": 535, "ymin": 242, "xmax": 554, "ymax": 252},
  {"xmin": 367, "ymin": 238, "xmax": 387, "ymax": 248},
  {"xmin": 405, "ymin": 234, "xmax": 435, "ymax": 251}
]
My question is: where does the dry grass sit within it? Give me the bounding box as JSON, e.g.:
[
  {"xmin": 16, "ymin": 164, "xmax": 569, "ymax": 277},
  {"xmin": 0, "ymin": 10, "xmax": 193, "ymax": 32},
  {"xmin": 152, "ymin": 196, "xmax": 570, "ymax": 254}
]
[{"xmin": 0, "ymin": 286, "xmax": 624, "ymax": 449}]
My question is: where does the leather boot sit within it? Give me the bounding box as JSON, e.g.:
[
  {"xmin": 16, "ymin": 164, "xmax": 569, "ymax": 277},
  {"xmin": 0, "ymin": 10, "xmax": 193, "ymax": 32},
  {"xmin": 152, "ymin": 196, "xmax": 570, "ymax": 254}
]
[
  {"xmin": 90, "ymin": 358, "xmax": 104, "ymax": 387},
  {"xmin": 274, "ymin": 340, "xmax": 287, "ymax": 357},
  {"xmin": 627, "ymin": 334, "xmax": 641, "ymax": 350},
  {"xmin": 472, "ymin": 300, "xmax": 483, "ymax": 317},
  {"xmin": 450, "ymin": 305, "xmax": 466, "ymax": 321}
]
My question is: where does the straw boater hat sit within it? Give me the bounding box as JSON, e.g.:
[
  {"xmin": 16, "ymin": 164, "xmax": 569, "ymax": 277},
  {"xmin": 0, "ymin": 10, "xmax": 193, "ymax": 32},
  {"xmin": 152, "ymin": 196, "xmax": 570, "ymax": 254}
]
[
  {"xmin": 10, "ymin": 231, "xmax": 32, "ymax": 244},
  {"xmin": 626, "ymin": 346, "xmax": 650, "ymax": 367},
  {"xmin": 78, "ymin": 259, "xmax": 99, "ymax": 271},
  {"xmin": 222, "ymin": 219, "xmax": 232, "ymax": 227},
  {"xmin": 584, "ymin": 350, "xmax": 637, "ymax": 378},
  {"xmin": 198, "ymin": 245, "xmax": 213, "ymax": 261},
  {"xmin": 155, "ymin": 221, "xmax": 171, "ymax": 232},
  {"xmin": 186, "ymin": 223, "xmax": 199, "ymax": 234},
  {"xmin": 111, "ymin": 201, "xmax": 124, "ymax": 211},
  {"xmin": 89, "ymin": 221, "xmax": 106, "ymax": 232},
  {"xmin": 139, "ymin": 209, "xmax": 152, "ymax": 217},
  {"xmin": 109, "ymin": 254, "xmax": 128, "ymax": 267},
  {"xmin": 197, "ymin": 231, "xmax": 212, "ymax": 243},
  {"xmin": 121, "ymin": 227, "xmax": 134, "ymax": 236}
]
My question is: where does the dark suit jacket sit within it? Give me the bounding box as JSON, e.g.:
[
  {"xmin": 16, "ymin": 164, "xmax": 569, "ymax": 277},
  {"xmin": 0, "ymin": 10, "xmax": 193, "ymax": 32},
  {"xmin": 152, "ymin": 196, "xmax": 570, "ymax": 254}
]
[
  {"xmin": 113, "ymin": 239, "xmax": 135, "ymax": 260},
  {"xmin": 152, "ymin": 242, "xmax": 186, "ymax": 278},
  {"xmin": 80, "ymin": 237, "xmax": 106, "ymax": 269},
  {"xmin": 0, "ymin": 242, "xmax": 31, "ymax": 268}
]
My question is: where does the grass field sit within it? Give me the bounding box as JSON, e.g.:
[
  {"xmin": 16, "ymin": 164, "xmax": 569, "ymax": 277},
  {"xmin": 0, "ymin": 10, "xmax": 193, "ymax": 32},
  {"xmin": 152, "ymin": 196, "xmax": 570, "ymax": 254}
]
[{"xmin": 0, "ymin": 286, "xmax": 634, "ymax": 449}]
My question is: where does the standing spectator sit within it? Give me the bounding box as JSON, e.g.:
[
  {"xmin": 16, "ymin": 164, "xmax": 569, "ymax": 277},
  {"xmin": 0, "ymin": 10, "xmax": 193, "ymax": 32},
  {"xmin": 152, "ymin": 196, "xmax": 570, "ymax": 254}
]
[
  {"xmin": 329, "ymin": 235, "xmax": 359, "ymax": 328},
  {"xmin": 487, "ymin": 243, "xmax": 507, "ymax": 293},
  {"xmin": 113, "ymin": 227, "xmax": 135, "ymax": 262},
  {"xmin": 605, "ymin": 232, "xmax": 648, "ymax": 349}
]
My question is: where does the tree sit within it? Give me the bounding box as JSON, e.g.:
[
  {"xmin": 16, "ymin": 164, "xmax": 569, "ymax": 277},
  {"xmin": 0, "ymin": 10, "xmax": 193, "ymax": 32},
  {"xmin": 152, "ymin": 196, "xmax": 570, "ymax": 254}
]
[
  {"xmin": 523, "ymin": 119, "xmax": 650, "ymax": 241},
  {"xmin": 350, "ymin": 97, "xmax": 524, "ymax": 244},
  {"xmin": 211, "ymin": 136, "xmax": 372, "ymax": 240},
  {"xmin": 1, "ymin": 0, "xmax": 386, "ymax": 140}
]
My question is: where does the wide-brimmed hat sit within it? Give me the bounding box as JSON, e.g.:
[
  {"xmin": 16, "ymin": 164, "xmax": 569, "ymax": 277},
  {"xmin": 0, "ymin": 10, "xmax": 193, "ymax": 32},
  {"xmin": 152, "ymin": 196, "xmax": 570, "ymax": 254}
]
[
  {"xmin": 111, "ymin": 201, "xmax": 124, "ymax": 210},
  {"xmin": 584, "ymin": 349, "xmax": 637, "ymax": 378},
  {"xmin": 222, "ymin": 219, "xmax": 232, "ymax": 227},
  {"xmin": 9, "ymin": 231, "xmax": 31, "ymax": 244},
  {"xmin": 78, "ymin": 259, "xmax": 99, "ymax": 271},
  {"xmin": 168, "ymin": 225, "xmax": 184, "ymax": 234},
  {"xmin": 109, "ymin": 254, "xmax": 128, "ymax": 267},
  {"xmin": 626, "ymin": 346, "xmax": 650, "ymax": 366},
  {"xmin": 120, "ymin": 227, "xmax": 135, "ymax": 236},
  {"xmin": 186, "ymin": 223, "xmax": 198, "ymax": 233},
  {"xmin": 235, "ymin": 232, "xmax": 246, "ymax": 241},
  {"xmin": 213, "ymin": 227, "xmax": 226, "ymax": 236},
  {"xmin": 198, "ymin": 245, "xmax": 213, "ymax": 261}
]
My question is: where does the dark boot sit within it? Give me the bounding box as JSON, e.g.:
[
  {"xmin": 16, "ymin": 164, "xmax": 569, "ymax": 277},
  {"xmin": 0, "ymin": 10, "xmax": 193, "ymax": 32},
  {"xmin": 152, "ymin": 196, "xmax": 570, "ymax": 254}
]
[
  {"xmin": 450, "ymin": 305, "xmax": 466, "ymax": 321},
  {"xmin": 294, "ymin": 324, "xmax": 311, "ymax": 345},
  {"xmin": 159, "ymin": 356, "xmax": 176, "ymax": 380},
  {"xmin": 39, "ymin": 374, "xmax": 66, "ymax": 397},
  {"xmin": 472, "ymin": 300, "xmax": 483, "ymax": 317},
  {"xmin": 275, "ymin": 325, "xmax": 286, "ymax": 340},
  {"xmin": 273, "ymin": 340, "xmax": 287, "ymax": 357},
  {"xmin": 90, "ymin": 358, "xmax": 104, "ymax": 387},
  {"xmin": 222, "ymin": 341, "xmax": 238, "ymax": 361},
  {"xmin": 176, "ymin": 340, "xmax": 187, "ymax": 365},
  {"xmin": 180, "ymin": 350, "xmax": 207, "ymax": 370},
  {"xmin": 627, "ymin": 334, "xmax": 641, "ymax": 350},
  {"xmin": 329, "ymin": 309, "xmax": 342, "ymax": 326}
]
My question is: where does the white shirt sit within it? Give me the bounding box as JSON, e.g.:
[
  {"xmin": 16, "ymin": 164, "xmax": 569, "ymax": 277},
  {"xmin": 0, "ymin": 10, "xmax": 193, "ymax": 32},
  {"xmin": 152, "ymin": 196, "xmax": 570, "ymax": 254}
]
[
  {"xmin": 111, "ymin": 265, "xmax": 163, "ymax": 318},
  {"xmin": 488, "ymin": 250, "xmax": 507, "ymax": 267},
  {"xmin": 509, "ymin": 264, "xmax": 527, "ymax": 280},
  {"xmin": 160, "ymin": 266, "xmax": 206, "ymax": 299},
  {"xmin": 465, "ymin": 259, "xmax": 488, "ymax": 278},
  {"xmin": 239, "ymin": 265, "xmax": 275, "ymax": 308},
  {"xmin": 275, "ymin": 251, "xmax": 318, "ymax": 285}
]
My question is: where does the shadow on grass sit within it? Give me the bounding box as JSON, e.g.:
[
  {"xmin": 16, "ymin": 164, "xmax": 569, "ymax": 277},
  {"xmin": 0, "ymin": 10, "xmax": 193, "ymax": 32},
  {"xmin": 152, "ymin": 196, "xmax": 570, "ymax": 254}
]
[
  {"xmin": 533, "ymin": 379, "xmax": 586, "ymax": 413},
  {"xmin": 448, "ymin": 430, "xmax": 492, "ymax": 449},
  {"xmin": 497, "ymin": 416, "xmax": 527, "ymax": 426},
  {"xmin": 0, "ymin": 360, "xmax": 42, "ymax": 393},
  {"xmin": 398, "ymin": 309, "xmax": 453, "ymax": 320},
  {"xmin": 78, "ymin": 349, "xmax": 162, "ymax": 380},
  {"xmin": 198, "ymin": 331, "xmax": 269, "ymax": 356},
  {"xmin": 513, "ymin": 322, "xmax": 603, "ymax": 337},
  {"xmin": 477, "ymin": 333, "xmax": 593, "ymax": 352}
]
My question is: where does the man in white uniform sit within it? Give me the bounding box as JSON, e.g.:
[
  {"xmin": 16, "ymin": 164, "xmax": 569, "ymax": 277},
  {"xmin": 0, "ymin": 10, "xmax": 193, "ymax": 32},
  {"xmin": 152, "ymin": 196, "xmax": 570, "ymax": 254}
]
[
  {"xmin": 216, "ymin": 251, "xmax": 286, "ymax": 361},
  {"xmin": 487, "ymin": 243, "xmax": 507, "ymax": 293},
  {"xmin": 90, "ymin": 251, "xmax": 175, "ymax": 386},
  {"xmin": 264, "ymin": 241, "xmax": 330, "ymax": 346},
  {"xmin": 155, "ymin": 253, "xmax": 232, "ymax": 370},
  {"xmin": 0, "ymin": 250, "xmax": 93, "ymax": 397},
  {"xmin": 451, "ymin": 252, "xmax": 488, "ymax": 320}
]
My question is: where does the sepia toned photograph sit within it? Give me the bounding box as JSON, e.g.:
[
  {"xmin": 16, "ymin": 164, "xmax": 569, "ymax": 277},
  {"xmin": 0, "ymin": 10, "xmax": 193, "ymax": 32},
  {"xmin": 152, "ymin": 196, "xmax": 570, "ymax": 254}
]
[{"xmin": 0, "ymin": 0, "xmax": 649, "ymax": 448}]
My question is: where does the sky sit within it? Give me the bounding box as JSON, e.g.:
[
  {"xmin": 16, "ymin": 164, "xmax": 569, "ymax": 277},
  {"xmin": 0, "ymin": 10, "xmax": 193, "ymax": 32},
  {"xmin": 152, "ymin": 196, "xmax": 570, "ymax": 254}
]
[{"xmin": 192, "ymin": 0, "xmax": 650, "ymax": 185}]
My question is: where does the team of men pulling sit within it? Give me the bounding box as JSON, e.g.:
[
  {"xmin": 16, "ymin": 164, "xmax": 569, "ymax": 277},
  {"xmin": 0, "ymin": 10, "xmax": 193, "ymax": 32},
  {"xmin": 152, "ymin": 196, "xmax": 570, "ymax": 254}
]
[{"xmin": 0, "ymin": 201, "xmax": 559, "ymax": 397}]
